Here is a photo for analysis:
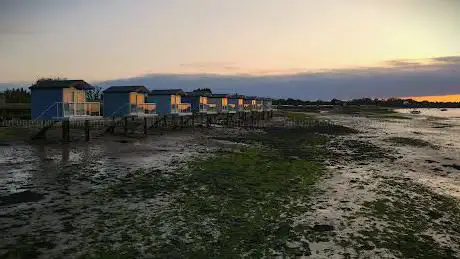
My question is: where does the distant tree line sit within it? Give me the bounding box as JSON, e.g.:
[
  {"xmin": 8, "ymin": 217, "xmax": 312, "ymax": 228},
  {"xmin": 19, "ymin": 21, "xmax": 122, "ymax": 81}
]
[
  {"xmin": 193, "ymin": 88, "xmax": 212, "ymax": 94},
  {"xmin": 1, "ymin": 88, "xmax": 31, "ymax": 103},
  {"xmin": 273, "ymin": 97, "xmax": 460, "ymax": 108}
]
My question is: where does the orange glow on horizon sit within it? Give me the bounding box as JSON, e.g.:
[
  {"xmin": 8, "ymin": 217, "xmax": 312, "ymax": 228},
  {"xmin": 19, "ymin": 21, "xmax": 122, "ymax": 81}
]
[{"xmin": 406, "ymin": 94, "xmax": 460, "ymax": 102}]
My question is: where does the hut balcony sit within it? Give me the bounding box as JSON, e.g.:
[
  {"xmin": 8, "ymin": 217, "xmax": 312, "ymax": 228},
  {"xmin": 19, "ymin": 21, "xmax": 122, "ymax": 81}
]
[
  {"xmin": 243, "ymin": 104, "xmax": 253, "ymax": 112},
  {"xmin": 228, "ymin": 104, "xmax": 238, "ymax": 113},
  {"xmin": 253, "ymin": 104, "xmax": 264, "ymax": 112},
  {"xmin": 172, "ymin": 103, "xmax": 192, "ymax": 115},
  {"xmin": 198, "ymin": 103, "xmax": 218, "ymax": 114},
  {"xmin": 58, "ymin": 101, "xmax": 101, "ymax": 119},
  {"xmin": 129, "ymin": 103, "xmax": 157, "ymax": 116}
]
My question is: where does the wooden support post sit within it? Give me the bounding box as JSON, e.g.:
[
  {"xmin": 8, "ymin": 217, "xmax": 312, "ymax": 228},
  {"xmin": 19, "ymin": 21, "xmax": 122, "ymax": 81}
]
[
  {"xmin": 84, "ymin": 120, "xmax": 90, "ymax": 142},
  {"xmin": 144, "ymin": 117, "xmax": 148, "ymax": 135},
  {"xmin": 180, "ymin": 116, "xmax": 184, "ymax": 128},
  {"xmin": 124, "ymin": 117, "xmax": 128, "ymax": 136},
  {"xmin": 111, "ymin": 118, "xmax": 115, "ymax": 133},
  {"xmin": 62, "ymin": 120, "xmax": 70, "ymax": 142},
  {"xmin": 191, "ymin": 113, "xmax": 195, "ymax": 127}
]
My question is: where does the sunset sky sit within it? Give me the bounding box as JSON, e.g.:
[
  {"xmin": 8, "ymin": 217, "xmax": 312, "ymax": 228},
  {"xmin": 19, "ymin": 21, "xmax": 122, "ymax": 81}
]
[
  {"xmin": 409, "ymin": 94, "xmax": 460, "ymax": 103},
  {"xmin": 0, "ymin": 0, "xmax": 459, "ymax": 100}
]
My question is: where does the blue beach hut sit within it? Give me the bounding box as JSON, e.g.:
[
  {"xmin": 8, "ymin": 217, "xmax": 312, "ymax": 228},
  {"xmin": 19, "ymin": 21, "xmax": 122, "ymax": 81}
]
[
  {"xmin": 30, "ymin": 79, "xmax": 101, "ymax": 120},
  {"xmin": 208, "ymin": 94, "xmax": 229, "ymax": 113},
  {"xmin": 228, "ymin": 94, "xmax": 245, "ymax": 112},
  {"xmin": 243, "ymin": 96, "xmax": 257, "ymax": 112},
  {"xmin": 147, "ymin": 89, "xmax": 192, "ymax": 115},
  {"xmin": 182, "ymin": 92, "xmax": 218, "ymax": 114},
  {"xmin": 263, "ymin": 98, "xmax": 273, "ymax": 111},
  {"xmin": 103, "ymin": 86, "xmax": 156, "ymax": 117}
]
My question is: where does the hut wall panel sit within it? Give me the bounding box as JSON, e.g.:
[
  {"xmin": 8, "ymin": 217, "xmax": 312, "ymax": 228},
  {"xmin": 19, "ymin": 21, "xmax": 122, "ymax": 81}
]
[
  {"xmin": 147, "ymin": 95, "xmax": 171, "ymax": 115},
  {"xmin": 31, "ymin": 88, "xmax": 63, "ymax": 120},
  {"xmin": 181, "ymin": 96, "xmax": 200, "ymax": 112},
  {"xmin": 103, "ymin": 93, "xmax": 129, "ymax": 117}
]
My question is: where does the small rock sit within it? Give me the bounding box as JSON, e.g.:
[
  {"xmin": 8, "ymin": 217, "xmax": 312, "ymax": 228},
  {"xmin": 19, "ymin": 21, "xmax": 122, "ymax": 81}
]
[{"xmin": 312, "ymin": 224, "xmax": 334, "ymax": 232}]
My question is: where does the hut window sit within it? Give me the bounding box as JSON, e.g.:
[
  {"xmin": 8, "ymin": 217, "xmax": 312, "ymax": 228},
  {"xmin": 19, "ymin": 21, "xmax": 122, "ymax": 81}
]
[
  {"xmin": 136, "ymin": 93, "xmax": 144, "ymax": 104},
  {"xmin": 130, "ymin": 93, "xmax": 137, "ymax": 104},
  {"xmin": 171, "ymin": 95, "xmax": 181, "ymax": 104},
  {"xmin": 222, "ymin": 98, "xmax": 228, "ymax": 105},
  {"xmin": 238, "ymin": 99, "xmax": 243, "ymax": 105},
  {"xmin": 63, "ymin": 87, "xmax": 84, "ymax": 103}
]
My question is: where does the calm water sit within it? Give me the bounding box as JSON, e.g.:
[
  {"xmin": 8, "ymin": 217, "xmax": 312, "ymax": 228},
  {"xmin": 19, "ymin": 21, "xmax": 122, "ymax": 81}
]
[{"xmin": 396, "ymin": 108, "xmax": 460, "ymax": 118}]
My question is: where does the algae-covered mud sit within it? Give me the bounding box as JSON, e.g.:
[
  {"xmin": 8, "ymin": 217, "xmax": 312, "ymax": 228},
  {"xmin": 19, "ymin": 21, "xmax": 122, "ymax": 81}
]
[{"xmin": 1, "ymin": 109, "xmax": 460, "ymax": 258}]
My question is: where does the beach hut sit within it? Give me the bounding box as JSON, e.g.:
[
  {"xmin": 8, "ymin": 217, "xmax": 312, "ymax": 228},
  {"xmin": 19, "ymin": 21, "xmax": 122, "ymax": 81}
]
[
  {"xmin": 30, "ymin": 79, "xmax": 101, "ymax": 120},
  {"xmin": 255, "ymin": 97, "xmax": 264, "ymax": 112},
  {"xmin": 227, "ymin": 94, "xmax": 245, "ymax": 112},
  {"xmin": 244, "ymin": 96, "xmax": 257, "ymax": 112},
  {"xmin": 103, "ymin": 86, "xmax": 156, "ymax": 117},
  {"xmin": 208, "ymin": 94, "xmax": 229, "ymax": 113},
  {"xmin": 262, "ymin": 98, "xmax": 273, "ymax": 111},
  {"xmin": 147, "ymin": 89, "xmax": 192, "ymax": 115},
  {"xmin": 182, "ymin": 92, "xmax": 217, "ymax": 114}
]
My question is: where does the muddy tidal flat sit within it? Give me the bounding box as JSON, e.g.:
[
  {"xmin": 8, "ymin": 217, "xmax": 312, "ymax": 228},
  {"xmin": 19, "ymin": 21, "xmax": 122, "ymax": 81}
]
[{"xmin": 1, "ymin": 109, "xmax": 460, "ymax": 258}]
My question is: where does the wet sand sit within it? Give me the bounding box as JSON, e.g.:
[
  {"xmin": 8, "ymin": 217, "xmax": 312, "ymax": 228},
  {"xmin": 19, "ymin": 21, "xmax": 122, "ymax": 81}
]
[
  {"xmin": 0, "ymin": 128, "xmax": 246, "ymax": 258},
  {"xmin": 307, "ymin": 111, "xmax": 460, "ymax": 258}
]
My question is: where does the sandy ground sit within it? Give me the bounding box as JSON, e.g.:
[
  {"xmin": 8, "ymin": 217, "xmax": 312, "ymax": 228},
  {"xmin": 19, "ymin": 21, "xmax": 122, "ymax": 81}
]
[{"xmin": 305, "ymin": 112, "xmax": 460, "ymax": 258}]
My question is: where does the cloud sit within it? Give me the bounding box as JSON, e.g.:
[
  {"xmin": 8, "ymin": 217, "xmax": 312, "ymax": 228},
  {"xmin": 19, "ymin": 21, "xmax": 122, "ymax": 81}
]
[
  {"xmin": 3, "ymin": 55, "xmax": 459, "ymax": 100},
  {"xmin": 384, "ymin": 59, "xmax": 422, "ymax": 67},
  {"xmin": 95, "ymin": 58, "xmax": 460, "ymax": 100},
  {"xmin": 430, "ymin": 56, "xmax": 460, "ymax": 64}
]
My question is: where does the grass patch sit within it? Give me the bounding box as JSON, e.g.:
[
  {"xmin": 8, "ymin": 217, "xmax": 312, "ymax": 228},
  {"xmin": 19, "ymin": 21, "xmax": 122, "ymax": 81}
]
[
  {"xmin": 90, "ymin": 126, "xmax": 337, "ymax": 258},
  {"xmin": 385, "ymin": 137, "xmax": 436, "ymax": 148},
  {"xmin": 287, "ymin": 112, "xmax": 315, "ymax": 121},
  {"xmin": 98, "ymin": 148, "xmax": 325, "ymax": 258},
  {"xmin": 342, "ymin": 177, "xmax": 460, "ymax": 258},
  {"xmin": 155, "ymin": 148, "xmax": 323, "ymax": 257}
]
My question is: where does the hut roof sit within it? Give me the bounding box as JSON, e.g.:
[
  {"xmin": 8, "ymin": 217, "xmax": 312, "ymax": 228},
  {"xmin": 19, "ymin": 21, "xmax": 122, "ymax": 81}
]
[
  {"xmin": 244, "ymin": 96, "xmax": 258, "ymax": 100},
  {"xmin": 227, "ymin": 94, "xmax": 245, "ymax": 99},
  {"xmin": 210, "ymin": 94, "xmax": 230, "ymax": 98},
  {"xmin": 29, "ymin": 80, "xmax": 93, "ymax": 90},
  {"xmin": 185, "ymin": 91, "xmax": 212, "ymax": 97},
  {"xmin": 103, "ymin": 86, "xmax": 149, "ymax": 94},
  {"xmin": 149, "ymin": 89, "xmax": 185, "ymax": 95}
]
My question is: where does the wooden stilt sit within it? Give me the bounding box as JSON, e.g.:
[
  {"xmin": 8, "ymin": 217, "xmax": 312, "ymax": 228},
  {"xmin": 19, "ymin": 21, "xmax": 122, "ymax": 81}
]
[
  {"xmin": 124, "ymin": 117, "xmax": 128, "ymax": 136},
  {"xmin": 144, "ymin": 117, "xmax": 148, "ymax": 135},
  {"xmin": 84, "ymin": 120, "xmax": 90, "ymax": 141},
  {"xmin": 62, "ymin": 120, "xmax": 70, "ymax": 142}
]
